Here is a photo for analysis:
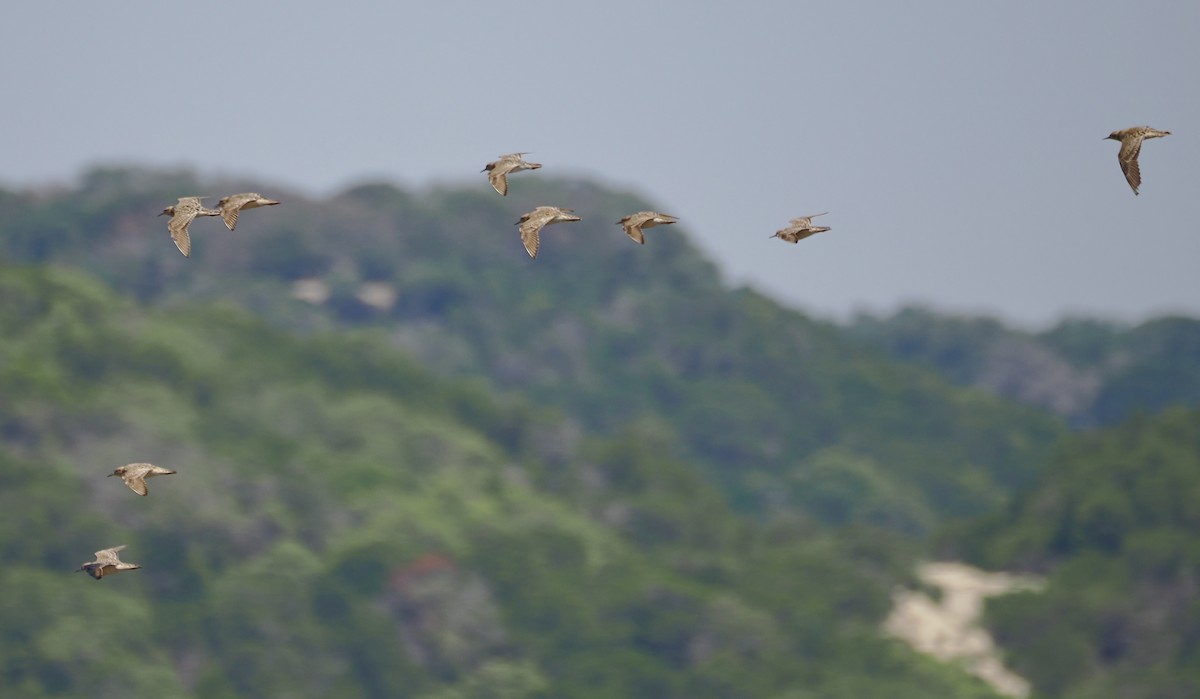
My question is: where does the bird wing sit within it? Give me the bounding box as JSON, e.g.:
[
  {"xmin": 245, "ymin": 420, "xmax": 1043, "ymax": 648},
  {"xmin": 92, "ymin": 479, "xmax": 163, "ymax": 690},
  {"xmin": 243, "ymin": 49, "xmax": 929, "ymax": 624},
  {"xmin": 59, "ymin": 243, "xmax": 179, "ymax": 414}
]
[
  {"xmin": 488, "ymin": 170, "xmax": 510, "ymax": 196},
  {"xmin": 519, "ymin": 215, "xmax": 548, "ymax": 259},
  {"xmin": 219, "ymin": 193, "xmax": 255, "ymax": 230},
  {"xmin": 123, "ymin": 473, "xmax": 149, "ymax": 496},
  {"xmin": 622, "ymin": 222, "xmax": 646, "ymax": 244},
  {"xmin": 221, "ymin": 206, "xmax": 240, "ymax": 231},
  {"xmin": 789, "ymin": 212, "xmax": 827, "ymax": 227},
  {"xmin": 94, "ymin": 546, "xmax": 126, "ymax": 565},
  {"xmin": 1118, "ymin": 137, "xmax": 1144, "ymax": 194},
  {"xmin": 167, "ymin": 210, "xmax": 198, "ymax": 257}
]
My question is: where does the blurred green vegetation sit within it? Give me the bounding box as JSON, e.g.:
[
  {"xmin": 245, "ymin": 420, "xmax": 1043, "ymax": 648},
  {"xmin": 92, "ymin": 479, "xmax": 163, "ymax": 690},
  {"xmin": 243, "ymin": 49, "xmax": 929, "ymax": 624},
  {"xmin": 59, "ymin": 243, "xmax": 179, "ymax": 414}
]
[
  {"xmin": 951, "ymin": 408, "xmax": 1200, "ymax": 699},
  {"xmin": 1, "ymin": 167, "xmax": 1195, "ymax": 698},
  {"xmin": 0, "ymin": 264, "xmax": 1006, "ymax": 698},
  {"xmin": 0, "ymin": 168, "xmax": 1067, "ymax": 531},
  {"xmin": 849, "ymin": 307, "xmax": 1200, "ymax": 427}
]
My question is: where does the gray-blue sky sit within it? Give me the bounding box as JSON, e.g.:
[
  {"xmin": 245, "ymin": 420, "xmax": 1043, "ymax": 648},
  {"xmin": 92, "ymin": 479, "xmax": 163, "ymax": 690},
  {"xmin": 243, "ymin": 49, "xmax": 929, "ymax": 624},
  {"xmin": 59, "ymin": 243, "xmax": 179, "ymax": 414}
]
[{"xmin": 2, "ymin": 2, "xmax": 1196, "ymax": 327}]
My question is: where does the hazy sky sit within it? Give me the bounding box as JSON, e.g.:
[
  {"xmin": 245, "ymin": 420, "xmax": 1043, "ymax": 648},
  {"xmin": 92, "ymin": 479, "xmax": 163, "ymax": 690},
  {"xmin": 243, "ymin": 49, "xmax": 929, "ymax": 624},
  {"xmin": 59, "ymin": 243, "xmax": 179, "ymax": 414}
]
[{"xmin": 2, "ymin": 2, "xmax": 1196, "ymax": 327}]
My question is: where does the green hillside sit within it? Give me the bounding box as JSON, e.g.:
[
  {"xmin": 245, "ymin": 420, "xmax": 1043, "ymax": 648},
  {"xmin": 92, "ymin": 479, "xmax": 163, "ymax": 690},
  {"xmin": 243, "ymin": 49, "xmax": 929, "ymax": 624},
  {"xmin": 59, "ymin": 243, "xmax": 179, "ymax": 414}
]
[
  {"xmin": 950, "ymin": 407, "xmax": 1200, "ymax": 699},
  {"xmin": 24, "ymin": 166, "xmax": 1200, "ymax": 698},
  {"xmin": 849, "ymin": 307, "xmax": 1200, "ymax": 428},
  {"xmin": 0, "ymin": 167, "xmax": 1066, "ymax": 531},
  {"xmin": 0, "ymin": 265, "xmax": 1006, "ymax": 699}
]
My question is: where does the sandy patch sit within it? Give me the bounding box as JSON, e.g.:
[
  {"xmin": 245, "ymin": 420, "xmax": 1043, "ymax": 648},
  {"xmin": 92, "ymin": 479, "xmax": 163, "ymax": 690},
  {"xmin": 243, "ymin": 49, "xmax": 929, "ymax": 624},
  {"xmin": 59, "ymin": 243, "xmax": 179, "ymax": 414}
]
[{"xmin": 884, "ymin": 562, "xmax": 1043, "ymax": 697}]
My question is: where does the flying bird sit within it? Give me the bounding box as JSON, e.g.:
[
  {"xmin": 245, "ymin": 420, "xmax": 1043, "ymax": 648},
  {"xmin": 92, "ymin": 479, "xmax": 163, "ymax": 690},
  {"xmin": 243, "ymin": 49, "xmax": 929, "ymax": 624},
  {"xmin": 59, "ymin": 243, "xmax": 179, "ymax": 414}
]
[
  {"xmin": 616, "ymin": 211, "xmax": 678, "ymax": 245},
  {"xmin": 76, "ymin": 545, "xmax": 141, "ymax": 580},
  {"xmin": 770, "ymin": 212, "xmax": 831, "ymax": 244},
  {"xmin": 159, "ymin": 196, "xmax": 222, "ymax": 257},
  {"xmin": 482, "ymin": 152, "xmax": 542, "ymax": 196},
  {"xmin": 108, "ymin": 462, "xmax": 177, "ymax": 497},
  {"xmin": 515, "ymin": 206, "xmax": 581, "ymax": 259},
  {"xmin": 217, "ymin": 192, "xmax": 280, "ymax": 230},
  {"xmin": 1105, "ymin": 126, "xmax": 1171, "ymax": 195}
]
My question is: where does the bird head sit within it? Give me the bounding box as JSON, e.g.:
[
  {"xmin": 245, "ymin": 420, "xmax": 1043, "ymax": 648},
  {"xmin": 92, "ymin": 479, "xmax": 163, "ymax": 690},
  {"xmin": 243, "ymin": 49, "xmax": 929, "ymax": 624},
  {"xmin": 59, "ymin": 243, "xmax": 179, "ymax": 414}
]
[{"xmin": 158, "ymin": 206, "xmax": 174, "ymax": 217}]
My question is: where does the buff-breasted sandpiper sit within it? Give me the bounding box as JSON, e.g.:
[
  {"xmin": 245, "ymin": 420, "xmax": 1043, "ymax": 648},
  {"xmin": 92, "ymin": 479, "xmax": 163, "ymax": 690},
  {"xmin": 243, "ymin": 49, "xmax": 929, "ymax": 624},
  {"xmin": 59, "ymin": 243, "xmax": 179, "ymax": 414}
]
[
  {"xmin": 159, "ymin": 196, "xmax": 222, "ymax": 257},
  {"xmin": 482, "ymin": 153, "xmax": 542, "ymax": 197},
  {"xmin": 108, "ymin": 463, "xmax": 176, "ymax": 497},
  {"xmin": 217, "ymin": 192, "xmax": 280, "ymax": 230},
  {"xmin": 76, "ymin": 545, "xmax": 142, "ymax": 580},
  {"xmin": 515, "ymin": 206, "xmax": 581, "ymax": 259},
  {"xmin": 616, "ymin": 211, "xmax": 678, "ymax": 245},
  {"xmin": 1105, "ymin": 126, "xmax": 1171, "ymax": 195},
  {"xmin": 770, "ymin": 212, "xmax": 831, "ymax": 244}
]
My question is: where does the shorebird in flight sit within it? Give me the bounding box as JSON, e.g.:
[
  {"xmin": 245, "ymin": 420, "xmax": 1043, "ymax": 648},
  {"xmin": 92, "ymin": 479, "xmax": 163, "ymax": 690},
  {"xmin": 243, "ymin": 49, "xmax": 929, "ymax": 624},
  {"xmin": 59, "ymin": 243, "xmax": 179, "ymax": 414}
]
[
  {"xmin": 108, "ymin": 462, "xmax": 177, "ymax": 497},
  {"xmin": 76, "ymin": 545, "xmax": 142, "ymax": 580},
  {"xmin": 159, "ymin": 196, "xmax": 221, "ymax": 257},
  {"xmin": 482, "ymin": 153, "xmax": 542, "ymax": 196},
  {"xmin": 515, "ymin": 206, "xmax": 581, "ymax": 259},
  {"xmin": 217, "ymin": 192, "xmax": 280, "ymax": 230},
  {"xmin": 1105, "ymin": 126, "xmax": 1171, "ymax": 195},
  {"xmin": 617, "ymin": 211, "xmax": 678, "ymax": 245},
  {"xmin": 770, "ymin": 212, "xmax": 831, "ymax": 244}
]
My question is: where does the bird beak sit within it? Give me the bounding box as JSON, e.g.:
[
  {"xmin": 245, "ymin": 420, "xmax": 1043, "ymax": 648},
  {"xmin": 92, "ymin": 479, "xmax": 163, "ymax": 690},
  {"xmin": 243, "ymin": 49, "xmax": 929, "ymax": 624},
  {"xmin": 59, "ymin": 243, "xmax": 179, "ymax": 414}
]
[{"xmin": 106, "ymin": 473, "xmax": 114, "ymax": 477}]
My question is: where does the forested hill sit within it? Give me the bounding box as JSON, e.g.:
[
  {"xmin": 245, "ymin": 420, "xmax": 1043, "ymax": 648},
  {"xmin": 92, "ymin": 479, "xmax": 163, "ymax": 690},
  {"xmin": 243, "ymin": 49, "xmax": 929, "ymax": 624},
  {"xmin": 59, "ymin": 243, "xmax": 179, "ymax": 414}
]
[
  {"xmin": 949, "ymin": 407, "xmax": 1200, "ymax": 699},
  {"xmin": 0, "ymin": 265, "xmax": 1004, "ymax": 699},
  {"xmin": 5, "ymin": 167, "xmax": 1199, "ymax": 698},
  {"xmin": 0, "ymin": 166, "xmax": 1064, "ymax": 531},
  {"xmin": 849, "ymin": 307, "xmax": 1200, "ymax": 428}
]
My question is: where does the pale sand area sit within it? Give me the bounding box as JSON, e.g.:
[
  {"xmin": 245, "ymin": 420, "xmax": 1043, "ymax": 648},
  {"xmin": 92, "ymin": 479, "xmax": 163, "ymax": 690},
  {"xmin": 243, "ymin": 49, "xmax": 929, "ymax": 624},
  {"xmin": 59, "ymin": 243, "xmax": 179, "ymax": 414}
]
[{"xmin": 884, "ymin": 562, "xmax": 1044, "ymax": 698}]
